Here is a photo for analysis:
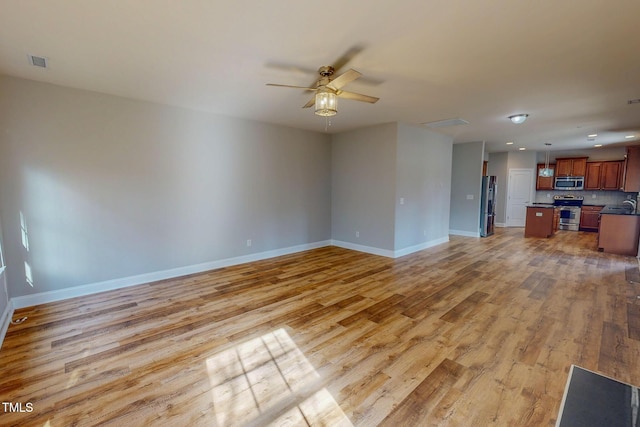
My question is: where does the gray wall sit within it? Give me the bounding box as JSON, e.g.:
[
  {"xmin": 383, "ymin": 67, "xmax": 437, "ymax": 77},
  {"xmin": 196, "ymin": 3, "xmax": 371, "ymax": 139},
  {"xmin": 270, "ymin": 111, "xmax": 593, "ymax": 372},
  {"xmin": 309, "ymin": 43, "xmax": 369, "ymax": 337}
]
[
  {"xmin": 507, "ymin": 150, "xmax": 537, "ymax": 170},
  {"xmin": 331, "ymin": 123, "xmax": 454, "ymax": 253},
  {"xmin": 449, "ymin": 142, "xmax": 485, "ymax": 235},
  {"xmin": 0, "ymin": 75, "xmax": 332, "ymax": 298},
  {"xmin": 0, "ymin": 216, "xmax": 8, "ymax": 323},
  {"xmin": 331, "ymin": 123, "xmax": 397, "ymax": 250},
  {"xmin": 395, "ymin": 123, "xmax": 452, "ymax": 250}
]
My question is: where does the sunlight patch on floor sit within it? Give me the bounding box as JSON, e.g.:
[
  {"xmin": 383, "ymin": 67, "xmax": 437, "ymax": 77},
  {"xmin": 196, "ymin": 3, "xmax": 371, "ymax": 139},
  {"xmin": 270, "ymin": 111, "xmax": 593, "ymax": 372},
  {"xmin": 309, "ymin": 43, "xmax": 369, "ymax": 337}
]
[{"xmin": 206, "ymin": 328, "xmax": 352, "ymax": 426}]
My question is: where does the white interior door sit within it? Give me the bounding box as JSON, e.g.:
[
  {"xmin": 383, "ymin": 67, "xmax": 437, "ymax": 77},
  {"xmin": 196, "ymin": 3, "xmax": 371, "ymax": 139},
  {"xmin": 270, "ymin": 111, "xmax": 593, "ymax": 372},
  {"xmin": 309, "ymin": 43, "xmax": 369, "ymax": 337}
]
[{"xmin": 506, "ymin": 168, "xmax": 534, "ymax": 227}]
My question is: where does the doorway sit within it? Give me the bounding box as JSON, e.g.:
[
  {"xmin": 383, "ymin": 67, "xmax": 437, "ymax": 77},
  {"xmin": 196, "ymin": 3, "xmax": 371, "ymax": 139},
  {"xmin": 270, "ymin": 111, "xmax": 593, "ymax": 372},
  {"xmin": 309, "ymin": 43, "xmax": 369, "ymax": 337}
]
[{"xmin": 506, "ymin": 168, "xmax": 534, "ymax": 227}]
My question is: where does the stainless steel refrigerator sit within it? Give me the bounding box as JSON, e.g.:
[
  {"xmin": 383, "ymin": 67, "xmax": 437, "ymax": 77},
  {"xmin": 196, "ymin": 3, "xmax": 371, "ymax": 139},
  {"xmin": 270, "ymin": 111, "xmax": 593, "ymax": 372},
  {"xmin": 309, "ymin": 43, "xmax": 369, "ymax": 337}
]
[{"xmin": 480, "ymin": 176, "xmax": 497, "ymax": 237}]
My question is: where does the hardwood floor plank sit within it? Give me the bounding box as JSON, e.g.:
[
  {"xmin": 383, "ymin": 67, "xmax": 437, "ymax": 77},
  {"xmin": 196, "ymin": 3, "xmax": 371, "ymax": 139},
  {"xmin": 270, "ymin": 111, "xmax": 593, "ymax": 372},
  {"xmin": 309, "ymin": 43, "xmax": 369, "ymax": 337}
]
[
  {"xmin": 598, "ymin": 321, "xmax": 630, "ymax": 379},
  {"xmin": 628, "ymin": 303, "xmax": 640, "ymax": 341},
  {"xmin": 528, "ymin": 277, "xmax": 556, "ymax": 300},
  {"xmin": 439, "ymin": 291, "xmax": 489, "ymax": 323},
  {"xmin": 517, "ymin": 316, "xmax": 556, "ymax": 366},
  {"xmin": 378, "ymin": 358, "xmax": 465, "ymax": 426}
]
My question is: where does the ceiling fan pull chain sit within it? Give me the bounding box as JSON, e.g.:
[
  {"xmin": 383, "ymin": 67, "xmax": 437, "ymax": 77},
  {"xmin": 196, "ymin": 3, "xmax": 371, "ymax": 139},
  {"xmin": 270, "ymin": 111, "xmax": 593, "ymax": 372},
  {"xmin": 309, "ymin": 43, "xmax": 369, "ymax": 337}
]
[{"xmin": 325, "ymin": 116, "xmax": 331, "ymax": 132}]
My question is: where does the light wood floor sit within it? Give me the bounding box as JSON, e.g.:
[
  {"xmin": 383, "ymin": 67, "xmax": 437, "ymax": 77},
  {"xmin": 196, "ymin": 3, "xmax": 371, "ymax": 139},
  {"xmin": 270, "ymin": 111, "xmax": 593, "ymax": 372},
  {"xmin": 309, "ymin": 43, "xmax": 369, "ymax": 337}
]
[{"xmin": 2, "ymin": 228, "xmax": 640, "ymax": 426}]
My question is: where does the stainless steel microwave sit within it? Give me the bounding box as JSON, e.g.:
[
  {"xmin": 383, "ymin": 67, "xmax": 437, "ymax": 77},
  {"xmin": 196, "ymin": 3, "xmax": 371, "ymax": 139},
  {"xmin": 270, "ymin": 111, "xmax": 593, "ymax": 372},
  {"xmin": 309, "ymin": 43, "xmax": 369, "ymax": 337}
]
[{"xmin": 554, "ymin": 176, "xmax": 584, "ymax": 190}]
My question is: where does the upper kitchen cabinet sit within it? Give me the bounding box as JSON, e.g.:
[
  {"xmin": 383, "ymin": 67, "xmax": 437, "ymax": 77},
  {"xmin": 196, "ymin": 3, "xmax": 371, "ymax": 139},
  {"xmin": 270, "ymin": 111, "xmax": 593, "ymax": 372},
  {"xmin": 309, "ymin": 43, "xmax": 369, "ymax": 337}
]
[
  {"xmin": 584, "ymin": 161, "xmax": 623, "ymax": 191},
  {"xmin": 623, "ymin": 146, "xmax": 640, "ymax": 192},
  {"xmin": 555, "ymin": 157, "xmax": 588, "ymax": 177},
  {"xmin": 536, "ymin": 163, "xmax": 555, "ymax": 190}
]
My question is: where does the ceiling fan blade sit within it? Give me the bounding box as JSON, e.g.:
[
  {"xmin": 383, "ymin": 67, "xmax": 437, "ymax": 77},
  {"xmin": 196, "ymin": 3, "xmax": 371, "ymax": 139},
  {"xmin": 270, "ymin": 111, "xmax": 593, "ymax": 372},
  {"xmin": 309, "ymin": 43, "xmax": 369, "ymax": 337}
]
[
  {"xmin": 332, "ymin": 45, "xmax": 364, "ymax": 74},
  {"xmin": 302, "ymin": 97, "xmax": 315, "ymax": 109},
  {"xmin": 266, "ymin": 83, "xmax": 317, "ymax": 91},
  {"xmin": 328, "ymin": 69, "xmax": 362, "ymax": 90},
  {"xmin": 336, "ymin": 90, "xmax": 379, "ymax": 104}
]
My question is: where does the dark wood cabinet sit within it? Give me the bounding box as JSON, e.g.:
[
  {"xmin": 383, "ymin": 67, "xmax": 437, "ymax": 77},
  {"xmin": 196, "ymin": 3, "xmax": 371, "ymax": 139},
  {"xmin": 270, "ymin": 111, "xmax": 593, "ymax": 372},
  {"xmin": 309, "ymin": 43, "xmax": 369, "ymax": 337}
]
[
  {"xmin": 555, "ymin": 157, "xmax": 587, "ymax": 177},
  {"xmin": 602, "ymin": 161, "xmax": 623, "ymax": 190},
  {"xmin": 623, "ymin": 146, "xmax": 640, "ymax": 192},
  {"xmin": 584, "ymin": 162, "xmax": 601, "ymax": 189},
  {"xmin": 598, "ymin": 213, "xmax": 640, "ymax": 256},
  {"xmin": 525, "ymin": 206, "xmax": 554, "ymax": 238},
  {"xmin": 536, "ymin": 163, "xmax": 555, "ymax": 190},
  {"xmin": 584, "ymin": 161, "xmax": 623, "ymax": 190},
  {"xmin": 579, "ymin": 205, "xmax": 603, "ymax": 231}
]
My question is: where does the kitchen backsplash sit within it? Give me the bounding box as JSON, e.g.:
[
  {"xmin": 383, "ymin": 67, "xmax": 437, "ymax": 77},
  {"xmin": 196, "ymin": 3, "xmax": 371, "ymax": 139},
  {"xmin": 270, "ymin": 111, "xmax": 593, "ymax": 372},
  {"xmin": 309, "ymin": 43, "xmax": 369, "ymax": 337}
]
[{"xmin": 534, "ymin": 190, "xmax": 638, "ymax": 205}]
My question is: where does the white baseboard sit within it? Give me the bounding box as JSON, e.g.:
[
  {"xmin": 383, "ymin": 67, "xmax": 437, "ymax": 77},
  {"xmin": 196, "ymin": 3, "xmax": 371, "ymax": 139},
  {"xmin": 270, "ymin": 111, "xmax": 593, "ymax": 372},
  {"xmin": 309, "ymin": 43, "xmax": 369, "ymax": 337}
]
[
  {"xmin": 10, "ymin": 240, "xmax": 332, "ymax": 310},
  {"xmin": 449, "ymin": 229, "xmax": 481, "ymax": 238},
  {"xmin": 495, "ymin": 222, "xmax": 506, "ymax": 228},
  {"xmin": 0, "ymin": 299, "xmax": 14, "ymax": 350},
  {"xmin": 331, "ymin": 236, "xmax": 450, "ymax": 259},
  {"xmin": 393, "ymin": 236, "xmax": 449, "ymax": 258},
  {"xmin": 330, "ymin": 240, "xmax": 395, "ymax": 258}
]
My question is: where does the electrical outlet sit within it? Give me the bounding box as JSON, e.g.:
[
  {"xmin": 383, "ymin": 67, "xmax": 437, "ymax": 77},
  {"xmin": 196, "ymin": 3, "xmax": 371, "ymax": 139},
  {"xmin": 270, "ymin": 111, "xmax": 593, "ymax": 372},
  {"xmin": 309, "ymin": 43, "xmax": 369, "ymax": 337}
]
[
  {"xmin": 546, "ymin": 193, "xmax": 551, "ymax": 198},
  {"xmin": 592, "ymin": 194, "xmax": 597, "ymax": 199},
  {"xmin": 400, "ymin": 197, "xmax": 405, "ymax": 205},
  {"xmin": 466, "ymin": 195, "xmax": 474, "ymax": 200},
  {"xmin": 355, "ymin": 231, "xmax": 359, "ymax": 238},
  {"xmin": 246, "ymin": 239, "xmax": 252, "ymax": 247}
]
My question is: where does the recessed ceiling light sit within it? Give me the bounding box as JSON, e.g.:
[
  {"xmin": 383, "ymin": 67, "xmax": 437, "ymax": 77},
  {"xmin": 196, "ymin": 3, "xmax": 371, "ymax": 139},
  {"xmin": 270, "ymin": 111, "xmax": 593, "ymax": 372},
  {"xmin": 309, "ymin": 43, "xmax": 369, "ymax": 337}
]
[
  {"xmin": 506, "ymin": 141, "xmax": 514, "ymax": 145},
  {"xmin": 594, "ymin": 144, "xmax": 603, "ymax": 147},
  {"xmin": 519, "ymin": 147, "xmax": 526, "ymax": 151},
  {"xmin": 626, "ymin": 135, "xmax": 636, "ymax": 139},
  {"xmin": 508, "ymin": 114, "xmax": 529, "ymax": 124},
  {"xmin": 588, "ymin": 134, "xmax": 598, "ymax": 138}
]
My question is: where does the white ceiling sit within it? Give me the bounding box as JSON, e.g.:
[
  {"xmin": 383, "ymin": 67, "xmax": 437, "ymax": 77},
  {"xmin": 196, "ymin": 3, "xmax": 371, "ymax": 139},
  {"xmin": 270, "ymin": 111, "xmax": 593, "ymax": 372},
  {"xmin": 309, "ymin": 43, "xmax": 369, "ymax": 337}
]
[{"xmin": 1, "ymin": 0, "xmax": 639, "ymax": 153}]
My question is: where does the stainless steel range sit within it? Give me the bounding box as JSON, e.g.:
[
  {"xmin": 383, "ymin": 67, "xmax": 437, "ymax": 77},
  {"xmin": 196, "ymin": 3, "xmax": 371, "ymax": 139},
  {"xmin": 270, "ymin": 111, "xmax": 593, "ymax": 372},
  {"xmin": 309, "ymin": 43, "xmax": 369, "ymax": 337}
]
[{"xmin": 553, "ymin": 195, "xmax": 584, "ymax": 231}]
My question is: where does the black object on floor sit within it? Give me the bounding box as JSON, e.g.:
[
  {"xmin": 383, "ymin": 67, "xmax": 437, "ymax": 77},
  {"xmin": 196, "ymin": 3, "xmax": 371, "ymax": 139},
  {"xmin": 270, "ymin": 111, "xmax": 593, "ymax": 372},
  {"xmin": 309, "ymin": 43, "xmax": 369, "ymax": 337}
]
[{"xmin": 557, "ymin": 365, "xmax": 639, "ymax": 427}]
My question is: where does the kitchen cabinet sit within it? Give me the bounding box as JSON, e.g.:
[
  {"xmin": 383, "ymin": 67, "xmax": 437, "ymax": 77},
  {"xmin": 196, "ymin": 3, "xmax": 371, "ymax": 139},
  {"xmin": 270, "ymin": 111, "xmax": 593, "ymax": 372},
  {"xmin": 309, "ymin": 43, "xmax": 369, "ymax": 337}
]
[
  {"xmin": 584, "ymin": 161, "xmax": 623, "ymax": 190},
  {"xmin": 536, "ymin": 163, "xmax": 555, "ymax": 190},
  {"xmin": 598, "ymin": 213, "xmax": 640, "ymax": 256},
  {"xmin": 555, "ymin": 157, "xmax": 588, "ymax": 177},
  {"xmin": 579, "ymin": 205, "xmax": 604, "ymax": 231},
  {"xmin": 525, "ymin": 206, "xmax": 554, "ymax": 238},
  {"xmin": 622, "ymin": 146, "xmax": 640, "ymax": 192}
]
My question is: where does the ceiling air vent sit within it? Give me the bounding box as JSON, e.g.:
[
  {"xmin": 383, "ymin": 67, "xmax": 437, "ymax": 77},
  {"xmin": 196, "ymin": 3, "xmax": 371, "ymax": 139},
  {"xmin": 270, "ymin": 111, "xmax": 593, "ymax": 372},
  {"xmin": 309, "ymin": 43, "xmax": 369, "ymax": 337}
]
[
  {"xmin": 422, "ymin": 118, "xmax": 469, "ymax": 128},
  {"xmin": 628, "ymin": 99, "xmax": 640, "ymax": 105},
  {"xmin": 28, "ymin": 54, "xmax": 48, "ymax": 68}
]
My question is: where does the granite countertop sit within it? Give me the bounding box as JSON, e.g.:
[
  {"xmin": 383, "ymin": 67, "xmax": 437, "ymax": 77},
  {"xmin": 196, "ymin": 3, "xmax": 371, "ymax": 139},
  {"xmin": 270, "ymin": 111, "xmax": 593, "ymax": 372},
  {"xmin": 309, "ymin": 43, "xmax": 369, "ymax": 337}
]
[
  {"xmin": 600, "ymin": 204, "xmax": 640, "ymax": 215},
  {"xmin": 528, "ymin": 203, "xmax": 555, "ymax": 208},
  {"xmin": 527, "ymin": 203, "xmax": 640, "ymax": 214}
]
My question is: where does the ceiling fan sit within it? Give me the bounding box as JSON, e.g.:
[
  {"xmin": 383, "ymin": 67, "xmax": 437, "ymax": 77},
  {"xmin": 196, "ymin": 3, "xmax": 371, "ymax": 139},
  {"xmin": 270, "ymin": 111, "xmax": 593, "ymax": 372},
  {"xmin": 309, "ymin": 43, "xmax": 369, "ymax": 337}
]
[{"xmin": 266, "ymin": 65, "xmax": 379, "ymax": 117}]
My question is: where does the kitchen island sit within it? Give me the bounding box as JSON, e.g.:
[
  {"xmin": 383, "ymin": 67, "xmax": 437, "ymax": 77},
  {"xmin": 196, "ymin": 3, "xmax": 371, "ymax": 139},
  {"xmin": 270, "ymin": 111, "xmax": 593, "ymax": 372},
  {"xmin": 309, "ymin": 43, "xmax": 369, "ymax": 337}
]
[
  {"xmin": 598, "ymin": 203, "xmax": 640, "ymax": 256},
  {"xmin": 524, "ymin": 205, "xmax": 556, "ymax": 238}
]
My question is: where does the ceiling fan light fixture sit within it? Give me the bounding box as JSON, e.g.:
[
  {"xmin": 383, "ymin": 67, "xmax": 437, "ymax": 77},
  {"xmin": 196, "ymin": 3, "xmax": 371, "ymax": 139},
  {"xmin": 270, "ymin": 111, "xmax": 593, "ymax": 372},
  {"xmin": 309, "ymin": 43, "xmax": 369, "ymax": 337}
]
[
  {"xmin": 315, "ymin": 90, "xmax": 337, "ymax": 117},
  {"xmin": 508, "ymin": 114, "xmax": 529, "ymax": 124}
]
